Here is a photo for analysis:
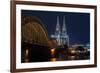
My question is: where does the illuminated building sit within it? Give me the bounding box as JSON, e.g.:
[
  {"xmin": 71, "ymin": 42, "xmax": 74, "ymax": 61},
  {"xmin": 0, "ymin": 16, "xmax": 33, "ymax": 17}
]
[{"xmin": 51, "ymin": 16, "xmax": 69, "ymax": 47}]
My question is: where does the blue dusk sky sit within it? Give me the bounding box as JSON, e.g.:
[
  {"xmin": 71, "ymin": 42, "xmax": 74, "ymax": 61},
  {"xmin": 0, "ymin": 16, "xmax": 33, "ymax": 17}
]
[{"xmin": 21, "ymin": 10, "xmax": 90, "ymax": 45}]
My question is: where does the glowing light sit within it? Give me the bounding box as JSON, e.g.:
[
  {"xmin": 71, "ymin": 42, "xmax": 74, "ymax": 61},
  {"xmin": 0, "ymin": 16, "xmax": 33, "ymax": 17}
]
[
  {"xmin": 51, "ymin": 48, "xmax": 55, "ymax": 55},
  {"xmin": 26, "ymin": 49, "xmax": 29, "ymax": 57},
  {"xmin": 50, "ymin": 58, "xmax": 57, "ymax": 62},
  {"xmin": 70, "ymin": 56, "xmax": 75, "ymax": 60},
  {"xmin": 68, "ymin": 56, "xmax": 75, "ymax": 60},
  {"xmin": 71, "ymin": 50, "xmax": 76, "ymax": 54},
  {"xmin": 25, "ymin": 59, "xmax": 29, "ymax": 62},
  {"xmin": 25, "ymin": 49, "xmax": 29, "ymax": 62}
]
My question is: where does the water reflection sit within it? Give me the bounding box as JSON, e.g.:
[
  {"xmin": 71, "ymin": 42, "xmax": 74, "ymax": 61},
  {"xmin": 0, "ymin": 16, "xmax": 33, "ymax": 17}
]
[
  {"xmin": 50, "ymin": 58, "xmax": 57, "ymax": 62},
  {"xmin": 23, "ymin": 46, "xmax": 90, "ymax": 62}
]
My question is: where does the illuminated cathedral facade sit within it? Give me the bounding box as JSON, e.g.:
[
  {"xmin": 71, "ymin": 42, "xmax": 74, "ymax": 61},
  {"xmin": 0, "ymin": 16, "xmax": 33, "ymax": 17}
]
[{"xmin": 51, "ymin": 16, "xmax": 69, "ymax": 47}]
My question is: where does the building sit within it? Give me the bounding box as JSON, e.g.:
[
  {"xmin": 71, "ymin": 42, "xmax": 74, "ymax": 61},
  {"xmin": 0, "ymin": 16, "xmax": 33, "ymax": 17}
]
[{"xmin": 51, "ymin": 16, "xmax": 69, "ymax": 47}]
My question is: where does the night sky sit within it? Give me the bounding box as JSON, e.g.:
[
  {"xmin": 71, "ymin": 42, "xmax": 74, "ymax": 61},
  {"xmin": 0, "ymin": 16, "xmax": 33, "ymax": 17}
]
[{"xmin": 21, "ymin": 10, "xmax": 90, "ymax": 45}]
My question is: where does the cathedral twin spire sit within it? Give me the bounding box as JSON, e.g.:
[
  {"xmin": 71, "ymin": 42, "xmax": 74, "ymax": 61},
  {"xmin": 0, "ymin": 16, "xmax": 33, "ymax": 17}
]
[
  {"xmin": 55, "ymin": 16, "xmax": 67, "ymax": 35},
  {"xmin": 51, "ymin": 16, "xmax": 69, "ymax": 46}
]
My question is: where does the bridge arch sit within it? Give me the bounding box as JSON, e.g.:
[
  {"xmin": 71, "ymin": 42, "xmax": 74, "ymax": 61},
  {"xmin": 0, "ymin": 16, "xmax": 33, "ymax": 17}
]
[{"xmin": 22, "ymin": 16, "xmax": 51, "ymax": 47}]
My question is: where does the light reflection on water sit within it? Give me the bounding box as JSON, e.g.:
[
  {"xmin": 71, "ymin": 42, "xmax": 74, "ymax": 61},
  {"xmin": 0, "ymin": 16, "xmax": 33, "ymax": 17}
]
[
  {"xmin": 25, "ymin": 59, "xmax": 29, "ymax": 62},
  {"xmin": 50, "ymin": 58, "xmax": 57, "ymax": 62},
  {"xmin": 50, "ymin": 56, "xmax": 76, "ymax": 62},
  {"xmin": 23, "ymin": 48, "xmax": 90, "ymax": 62}
]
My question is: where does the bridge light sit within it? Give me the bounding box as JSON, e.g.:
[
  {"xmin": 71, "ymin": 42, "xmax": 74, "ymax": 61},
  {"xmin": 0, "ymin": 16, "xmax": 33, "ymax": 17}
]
[{"xmin": 51, "ymin": 48, "xmax": 55, "ymax": 55}]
